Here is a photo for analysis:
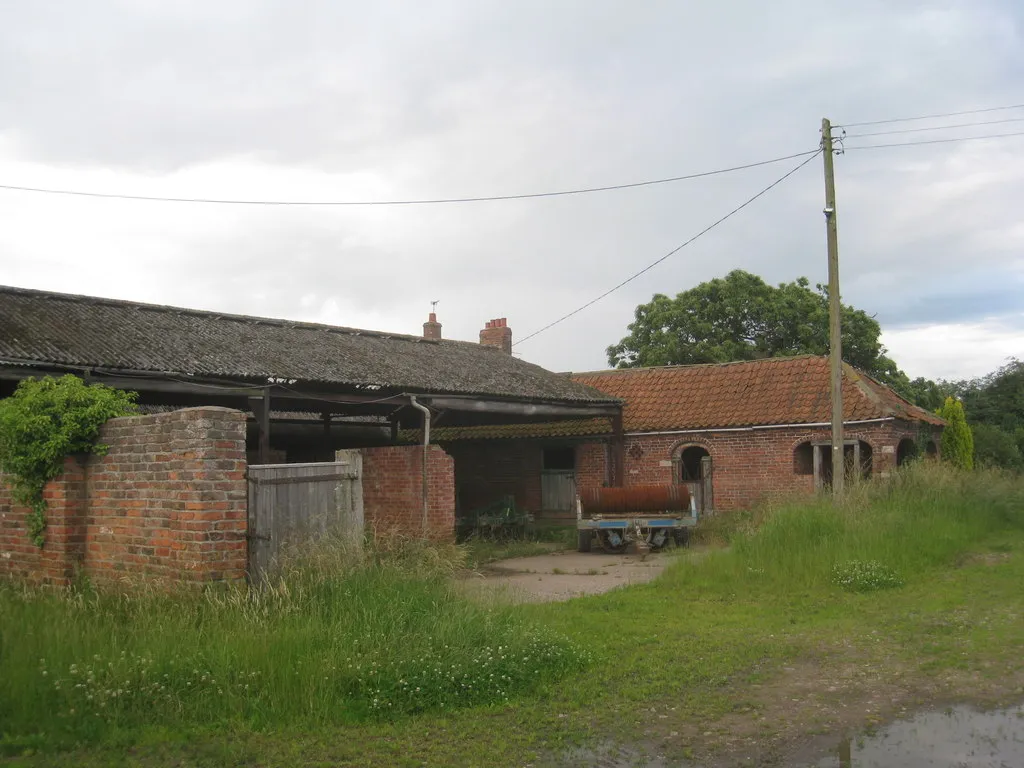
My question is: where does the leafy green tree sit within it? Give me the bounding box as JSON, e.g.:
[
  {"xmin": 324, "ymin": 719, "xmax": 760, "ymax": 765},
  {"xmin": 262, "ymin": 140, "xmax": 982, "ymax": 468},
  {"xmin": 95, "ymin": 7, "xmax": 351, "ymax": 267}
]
[
  {"xmin": 902, "ymin": 377, "xmax": 952, "ymax": 413},
  {"xmin": 958, "ymin": 359, "xmax": 1024, "ymax": 434},
  {"xmin": 607, "ymin": 270, "xmax": 909, "ymax": 392},
  {"xmin": 0, "ymin": 375, "xmax": 136, "ymax": 546},
  {"xmin": 937, "ymin": 397, "xmax": 974, "ymax": 471},
  {"xmin": 971, "ymin": 423, "xmax": 1022, "ymax": 470}
]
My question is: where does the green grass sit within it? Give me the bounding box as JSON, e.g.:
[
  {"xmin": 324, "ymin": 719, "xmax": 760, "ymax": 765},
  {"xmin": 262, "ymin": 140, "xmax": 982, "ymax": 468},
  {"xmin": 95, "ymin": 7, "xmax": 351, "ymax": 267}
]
[
  {"xmin": 4, "ymin": 465, "xmax": 1024, "ymax": 767},
  {"xmin": 0, "ymin": 536, "xmax": 587, "ymax": 754}
]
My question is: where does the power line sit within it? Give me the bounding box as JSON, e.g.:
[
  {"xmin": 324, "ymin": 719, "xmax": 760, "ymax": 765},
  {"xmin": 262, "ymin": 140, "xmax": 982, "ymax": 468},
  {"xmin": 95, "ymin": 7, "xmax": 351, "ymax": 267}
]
[
  {"xmin": 844, "ymin": 131, "xmax": 1024, "ymax": 151},
  {"xmin": 844, "ymin": 116, "xmax": 1024, "ymax": 138},
  {"xmin": 838, "ymin": 103, "xmax": 1024, "ymax": 129},
  {"xmin": 0, "ymin": 150, "xmax": 820, "ymax": 207},
  {"xmin": 514, "ymin": 151, "xmax": 821, "ymax": 347}
]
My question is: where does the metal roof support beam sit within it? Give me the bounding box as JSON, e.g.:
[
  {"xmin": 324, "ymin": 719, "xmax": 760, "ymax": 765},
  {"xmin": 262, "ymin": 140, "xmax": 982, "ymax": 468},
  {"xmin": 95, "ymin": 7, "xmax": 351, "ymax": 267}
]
[
  {"xmin": 248, "ymin": 389, "xmax": 271, "ymax": 465},
  {"xmin": 421, "ymin": 396, "xmax": 620, "ymax": 419}
]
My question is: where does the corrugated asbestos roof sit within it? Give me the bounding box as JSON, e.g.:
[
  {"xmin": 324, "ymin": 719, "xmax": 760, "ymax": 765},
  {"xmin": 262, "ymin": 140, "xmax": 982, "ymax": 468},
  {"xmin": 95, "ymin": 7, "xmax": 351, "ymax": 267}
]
[
  {"xmin": 571, "ymin": 356, "xmax": 945, "ymax": 430},
  {"xmin": 0, "ymin": 286, "xmax": 616, "ymax": 404}
]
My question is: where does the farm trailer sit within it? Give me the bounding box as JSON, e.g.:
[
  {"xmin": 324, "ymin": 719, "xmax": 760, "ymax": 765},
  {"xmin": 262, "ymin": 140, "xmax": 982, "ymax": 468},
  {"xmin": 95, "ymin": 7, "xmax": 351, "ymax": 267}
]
[{"xmin": 576, "ymin": 484, "xmax": 698, "ymax": 553}]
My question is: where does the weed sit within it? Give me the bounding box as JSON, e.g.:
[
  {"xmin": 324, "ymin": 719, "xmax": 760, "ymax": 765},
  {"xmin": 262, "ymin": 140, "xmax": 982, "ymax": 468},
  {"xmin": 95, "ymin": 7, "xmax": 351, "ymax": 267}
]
[{"xmin": 831, "ymin": 560, "xmax": 903, "ymax": 592}]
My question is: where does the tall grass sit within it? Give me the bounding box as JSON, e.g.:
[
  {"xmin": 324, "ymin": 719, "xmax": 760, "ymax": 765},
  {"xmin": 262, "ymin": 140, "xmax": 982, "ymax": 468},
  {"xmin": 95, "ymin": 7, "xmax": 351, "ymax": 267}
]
[
  {"xmin": 0, "ymin": 535, "xmax": 588, "ymax": 751},
  {"xmin": 665, "ymin": 463, "xmax": 1024, "ymax": 594}
]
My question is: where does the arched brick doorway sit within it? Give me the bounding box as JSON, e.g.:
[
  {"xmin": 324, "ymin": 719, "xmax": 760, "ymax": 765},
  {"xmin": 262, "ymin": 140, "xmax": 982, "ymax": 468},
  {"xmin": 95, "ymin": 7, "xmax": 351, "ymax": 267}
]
[{"xmin": 677, "ymin": 445, "xmax": 712, "ymax": 513}]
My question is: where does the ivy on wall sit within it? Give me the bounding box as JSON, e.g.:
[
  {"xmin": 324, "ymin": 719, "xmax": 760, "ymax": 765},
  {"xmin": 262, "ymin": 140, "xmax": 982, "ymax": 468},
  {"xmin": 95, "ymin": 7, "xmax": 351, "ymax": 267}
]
[{"xmin": 0, "ymin": 375, "xmax": 137, "ymax": 546}]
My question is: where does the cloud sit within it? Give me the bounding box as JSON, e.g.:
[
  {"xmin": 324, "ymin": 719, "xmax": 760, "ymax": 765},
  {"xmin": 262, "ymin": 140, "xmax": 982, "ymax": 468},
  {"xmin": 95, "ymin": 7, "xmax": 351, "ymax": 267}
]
[
  {"xmin": 882, "ymin": 317, "xmax": 1024, "ymax": 381},
  {"xmin": 0, "ymin": 0, "xmax": 1022, "ymax": 382}
]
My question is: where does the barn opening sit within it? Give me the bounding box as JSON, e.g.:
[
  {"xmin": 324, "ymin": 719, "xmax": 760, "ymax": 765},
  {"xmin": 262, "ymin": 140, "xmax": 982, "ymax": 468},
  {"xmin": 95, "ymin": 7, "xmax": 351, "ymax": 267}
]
[
  {"xmin": 897, "ymin": 438, "xmax": 919, "ymax": 466},
  {"xmin": 811, "ymin": 440, "xmax": 873, "ymax": 489},
  {"xmin": 678, "ymin": 445, "xmax": 712, "ymax": 513},
  {"xmin": 541, "ymin": 446, "xmax": 577, "ymax": 513}
]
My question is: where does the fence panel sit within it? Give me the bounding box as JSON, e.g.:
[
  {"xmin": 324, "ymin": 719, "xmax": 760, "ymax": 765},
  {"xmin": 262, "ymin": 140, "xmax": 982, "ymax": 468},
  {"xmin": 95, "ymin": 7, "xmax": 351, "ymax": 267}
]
[{"xmin": 246, "ymin": 451, "xmax": 363, "ymax": 581}]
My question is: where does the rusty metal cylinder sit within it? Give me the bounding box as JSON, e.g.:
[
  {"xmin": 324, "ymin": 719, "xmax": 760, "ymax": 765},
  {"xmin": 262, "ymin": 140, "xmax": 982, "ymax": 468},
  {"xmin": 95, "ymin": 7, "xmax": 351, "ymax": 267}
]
[{"xmin": 579, "ymin": 484, "xmax": 691, "ymax": 515}]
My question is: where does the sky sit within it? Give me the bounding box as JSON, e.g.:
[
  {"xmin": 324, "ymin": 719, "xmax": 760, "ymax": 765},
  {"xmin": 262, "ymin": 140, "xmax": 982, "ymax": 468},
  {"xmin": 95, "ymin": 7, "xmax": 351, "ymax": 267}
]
[{"xmin": 0, "ymin": 0, "xmax": 1022, "ymax": 383}]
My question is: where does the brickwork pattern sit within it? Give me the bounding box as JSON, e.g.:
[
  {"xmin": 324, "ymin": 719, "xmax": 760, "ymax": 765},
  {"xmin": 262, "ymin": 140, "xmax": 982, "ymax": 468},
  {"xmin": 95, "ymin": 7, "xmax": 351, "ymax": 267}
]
[
  {"xmin": 0, "ymin": 407, "xmax": 247, "ymax": 586},
  {"xmin": 578, "ymin": 420, "xmax": 943, "ymax": 511},
  {"xmin": 361, "ymin": 445, "xmax": 456, "ymax": 539}
]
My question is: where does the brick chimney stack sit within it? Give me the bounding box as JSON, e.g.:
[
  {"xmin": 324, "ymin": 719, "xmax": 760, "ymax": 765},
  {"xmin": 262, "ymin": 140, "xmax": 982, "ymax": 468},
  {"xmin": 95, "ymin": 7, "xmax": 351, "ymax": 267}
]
[
  {"xmin": 479, "ymin": 317, "xmax": 512, "ymax": 354},
  {"xmin": 423, "ymin": 312, "xmax": 442, "ymax": 340}
]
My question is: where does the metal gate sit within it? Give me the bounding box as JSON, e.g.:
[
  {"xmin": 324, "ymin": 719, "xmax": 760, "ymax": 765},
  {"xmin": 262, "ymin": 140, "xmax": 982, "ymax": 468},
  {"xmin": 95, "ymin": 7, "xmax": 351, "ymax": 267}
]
[{"xmin": 246, "ymin": 450, "xmax": 364, "ymax": 581}]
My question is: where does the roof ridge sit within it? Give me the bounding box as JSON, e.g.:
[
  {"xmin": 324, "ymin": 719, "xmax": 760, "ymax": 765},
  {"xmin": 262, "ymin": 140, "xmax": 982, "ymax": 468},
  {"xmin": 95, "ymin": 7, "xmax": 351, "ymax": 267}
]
[
  {"xmin": 841, "ymin": 363, "xmax": 894, "ymax": 418},
  {"xmin": 0, "ymin": 283, "xmax": 487, "ymax": 347},
  {"xmin": 568, "ymin": 354, "xmax": 824, "ymax": 377}
]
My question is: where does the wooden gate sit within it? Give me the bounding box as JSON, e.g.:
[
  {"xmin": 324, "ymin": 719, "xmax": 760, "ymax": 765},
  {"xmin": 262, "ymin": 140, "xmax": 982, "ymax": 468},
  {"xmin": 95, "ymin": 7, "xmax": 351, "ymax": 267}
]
[
  {"xmin": 246, "ymin": 450, "xmax": 364, "ymax": 581},
  {"xmin": 541, "ymin": 470, "xmax": 576, "ymax": 512}
]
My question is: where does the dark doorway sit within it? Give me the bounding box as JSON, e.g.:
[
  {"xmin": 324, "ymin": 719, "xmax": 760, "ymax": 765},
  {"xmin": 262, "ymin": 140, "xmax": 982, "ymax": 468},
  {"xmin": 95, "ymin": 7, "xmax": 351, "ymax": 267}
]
[
  {"xmin": 897, "ymin": 438, "xmax": 918, "ymax": 466},
  {"xmin": 678, "ymin": 446, "xmax": 712, "ymax": 513}
]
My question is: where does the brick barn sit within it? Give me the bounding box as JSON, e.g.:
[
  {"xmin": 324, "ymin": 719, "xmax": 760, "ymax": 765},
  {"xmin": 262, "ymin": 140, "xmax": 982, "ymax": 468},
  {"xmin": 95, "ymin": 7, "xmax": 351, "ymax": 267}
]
[
  {"xmin": 0, "ymin": 287, "xmax": 621, "ymax": 582},
  {"xmin": 434, "ymin": 356, "xmax": 944, "ymax": 522}
]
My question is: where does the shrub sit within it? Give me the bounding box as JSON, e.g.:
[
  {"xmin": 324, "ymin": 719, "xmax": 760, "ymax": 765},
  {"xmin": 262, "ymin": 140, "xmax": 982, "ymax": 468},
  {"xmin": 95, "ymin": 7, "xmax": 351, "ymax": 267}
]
[
  {"xmin": 0, "ymin": 375, "xmax": 136, "ymax": 545},
  {"xmin": 938, "ymin": 396, "xmax": 974, "ymax": 471}
]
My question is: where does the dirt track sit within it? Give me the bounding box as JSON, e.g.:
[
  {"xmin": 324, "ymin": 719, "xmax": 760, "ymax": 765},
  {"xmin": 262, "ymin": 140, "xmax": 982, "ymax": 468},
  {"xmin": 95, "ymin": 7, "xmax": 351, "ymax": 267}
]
[{"xmin": 463, "ymin": 549, "xmax": 680, "ymax": 602}]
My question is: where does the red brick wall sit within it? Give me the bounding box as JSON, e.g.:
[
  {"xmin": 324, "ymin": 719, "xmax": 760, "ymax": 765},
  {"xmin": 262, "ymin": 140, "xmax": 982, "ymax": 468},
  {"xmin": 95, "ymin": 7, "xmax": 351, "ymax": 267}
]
[
  {"xmin": 576, "ymin": 420, "xmax": 943, "ymax": 511},
  {"xmin": 361, "ymin": 445, "xmax": 455, "ymax": 539},
  {"xmin": 576, "ymin": 442, "xmax": 608, "ymax": 490},
  {"xmin": 0, "ymin": 459, "xmax": 86, "ymax": 585},
  {"xmin": 0, "ymin": 407, "xmax": 247, "ymax": 586}
]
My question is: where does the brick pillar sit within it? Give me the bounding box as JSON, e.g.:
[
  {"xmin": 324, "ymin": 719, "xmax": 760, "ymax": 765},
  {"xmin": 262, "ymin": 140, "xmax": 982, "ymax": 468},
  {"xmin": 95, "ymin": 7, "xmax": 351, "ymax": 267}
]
[
  {"xmin": 38, "ymin": 458, "xmax": 87, "ymax": 585},
  {"xmin": 172, "ymin": 408, "xmax": 248, "ymax": 583}
]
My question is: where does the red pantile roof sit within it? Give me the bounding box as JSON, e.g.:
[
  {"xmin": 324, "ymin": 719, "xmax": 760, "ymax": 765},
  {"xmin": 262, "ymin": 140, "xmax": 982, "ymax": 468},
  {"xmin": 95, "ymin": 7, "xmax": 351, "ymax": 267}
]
[{"xmin": 570, "ymin": 356, "xmax": 944, "ymax": 432}]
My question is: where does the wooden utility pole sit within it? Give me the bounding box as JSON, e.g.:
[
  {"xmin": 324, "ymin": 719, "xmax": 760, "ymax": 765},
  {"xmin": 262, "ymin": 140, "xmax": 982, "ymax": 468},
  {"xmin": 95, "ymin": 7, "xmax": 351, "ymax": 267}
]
[{"xmin": 822, "ymin": 118, "xmax": 844, "ymax": 496}]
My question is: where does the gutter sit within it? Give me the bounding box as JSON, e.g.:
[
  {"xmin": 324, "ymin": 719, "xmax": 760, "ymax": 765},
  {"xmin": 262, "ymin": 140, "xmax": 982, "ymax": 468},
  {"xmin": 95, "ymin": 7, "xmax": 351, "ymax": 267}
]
[
  {"xmin": 627, "ymin": 417, "xmax": 894, "ymax": 437},
  {"xmin": 408, "ymin": 395, "xmax": 431, "ymax": 535}
]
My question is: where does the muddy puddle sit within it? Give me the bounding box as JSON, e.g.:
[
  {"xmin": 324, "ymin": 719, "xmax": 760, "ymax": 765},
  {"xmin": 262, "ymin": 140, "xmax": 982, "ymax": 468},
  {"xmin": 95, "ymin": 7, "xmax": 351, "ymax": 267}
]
[{"xmin": 802, "ymin": 703, "xmax": 1024, "ymax": 767}]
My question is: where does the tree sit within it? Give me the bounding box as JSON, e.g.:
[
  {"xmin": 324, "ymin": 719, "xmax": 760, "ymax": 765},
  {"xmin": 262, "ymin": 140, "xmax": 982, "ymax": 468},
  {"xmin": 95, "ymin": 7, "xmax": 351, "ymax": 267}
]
[
  {"xmin": 607, "ymin": 270, "xmax": 909, "ymax": 391},
  {"xmin": 901, "ymin": 377, "xmax": 952, "ymax": 413},
  {"xmin": 971, "ymin": 423, "xmax": 1022, "ymax": 470},
  {"xmin": 937, "ymin": 397, "xmax": 974, "ymax": 471},
  {"xmin": 958, "ymin": 359, "xmax": 1024, "ymax": 434}
]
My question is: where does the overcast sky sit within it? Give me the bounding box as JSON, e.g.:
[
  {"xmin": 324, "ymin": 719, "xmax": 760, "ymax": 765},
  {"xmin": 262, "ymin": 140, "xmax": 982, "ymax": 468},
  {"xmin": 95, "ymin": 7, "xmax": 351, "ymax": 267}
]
[{"xmin": 1, "ymin": 0, "xmax": 1022, "ymax": 382}]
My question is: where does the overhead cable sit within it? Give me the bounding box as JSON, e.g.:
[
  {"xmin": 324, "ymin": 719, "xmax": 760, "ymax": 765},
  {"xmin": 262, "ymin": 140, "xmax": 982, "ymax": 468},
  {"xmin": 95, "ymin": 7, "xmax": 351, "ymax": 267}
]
[
  {"xmin": 513, "ymin": 151, "xmax": 821, "ymax": 347},
  {"xmin": 843, "ymin": 131, "xmax": 1024, "ymax": 151},
  {"xmin": 843, "ymin": 116, "xmax": 1024, "ymax": 138},
  {"xmin": 0, "ymin": 150, "xmax": 820, "ymax": 207},
  {"xmin": 838, "ymin": 103, "xmax": 1024, "ymax": 129}
]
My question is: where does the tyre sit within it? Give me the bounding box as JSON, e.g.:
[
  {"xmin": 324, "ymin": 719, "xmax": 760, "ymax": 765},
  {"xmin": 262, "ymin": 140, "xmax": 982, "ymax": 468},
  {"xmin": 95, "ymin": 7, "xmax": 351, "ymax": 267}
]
[
  {"xmin": 577, "ymin": 530, "xmax": 593, "ymax": 552},
  {"xmin": 672, "ymin": 528, "xmax": 691, "ymax": 548}
]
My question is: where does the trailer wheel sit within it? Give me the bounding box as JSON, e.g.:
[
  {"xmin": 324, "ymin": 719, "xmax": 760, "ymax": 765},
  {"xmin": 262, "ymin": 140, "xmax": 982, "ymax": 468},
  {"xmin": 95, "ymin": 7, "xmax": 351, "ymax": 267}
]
[
  {"xmin": 598, "ymin": 531, "xmax": 629, "ymax": 554},
  {"xmin": 577, "ymin": 530, "xmax": 592, "ymax": 553},
  {"xmin": 672, "ymin": 528, "xmax": 691, "ymax": 548}
]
